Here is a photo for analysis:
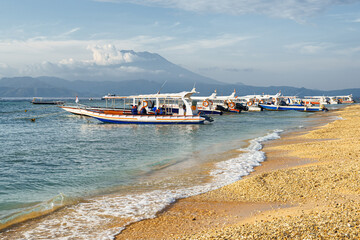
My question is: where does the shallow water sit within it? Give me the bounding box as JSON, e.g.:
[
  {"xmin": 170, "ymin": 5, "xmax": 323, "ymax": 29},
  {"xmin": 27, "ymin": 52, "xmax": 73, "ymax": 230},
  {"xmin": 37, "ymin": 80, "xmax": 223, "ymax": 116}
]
[{"xmin": 0, "ymin": 99, "xmax": 342, "ymax": 239}]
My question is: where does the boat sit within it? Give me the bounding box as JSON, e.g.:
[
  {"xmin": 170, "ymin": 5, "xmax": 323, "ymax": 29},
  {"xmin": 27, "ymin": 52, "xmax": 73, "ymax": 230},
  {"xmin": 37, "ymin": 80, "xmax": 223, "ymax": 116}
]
[
  {"xmin": 302, "ymin": 96, "xmax": 330, "ymax": 105},
  {"xmin": 64, "ymin": 89, "xmax": 213, "ymax": 124},
  {"xmin": 328, "ymin": 96, "xmax": 340, "ymax": 104},
  {"xmin": 101, "ymin": 93, "xmax": 116, "ymax": 100},
  {"xmin": 236, "ymin": 91, "xmax": 282, "ymax": 112},
  {"xmin": 192, "ymin": 90, "xmax": 247, "ymax": 114},
  {"xmin": 336, "ymin": 95, "xmax": 354, "ymax": 104},
  {"xmin": 59, "ymin": 95, "xmax": 135, "ymax": 116},
  {"xmin": 191, "ymin": 90, "xmax": 223, "ymax": 115},
  {"xmin": 59, "ymin": 105, "xmax": 131, "ymax": 116},
  {"xmin": 31, "ymin": 97, "xmax": 64, "ymax": 105},
  {"xmin": 259, "ymin": 103, "xmax": 328, "ymax": 112}
]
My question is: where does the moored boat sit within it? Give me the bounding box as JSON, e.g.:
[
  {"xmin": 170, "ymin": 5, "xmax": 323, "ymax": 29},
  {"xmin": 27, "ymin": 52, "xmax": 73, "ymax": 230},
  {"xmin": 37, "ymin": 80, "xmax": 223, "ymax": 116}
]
[
  {"xmin": 31, "ymin": 97, "xmax": 64, "ymax": 105},
  {"xmin": 259, "ymin": 103, "xmax": 328, "ymax": 112},
  {"xmin": 336, "ymin": 94, "xmax": 355, "ymax": 104},
  {"xmin": 192, "ymin": 90, "xmax": 246, "ymax": 114},
  {"xmin": 59, "ymin": 105, "xmax": 131, "ymax": 116},
  {"xmin": 236, "ymin": 91, "xmax": 282, "ymax": 112},
  {"xmin": 67, "ymin": 89, "xmax": 213, "ymax": 124}
]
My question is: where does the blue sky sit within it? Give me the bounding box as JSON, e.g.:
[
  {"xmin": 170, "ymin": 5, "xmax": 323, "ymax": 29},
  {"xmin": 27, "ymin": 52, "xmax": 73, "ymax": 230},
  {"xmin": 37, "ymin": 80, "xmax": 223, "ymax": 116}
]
[{"xmin": 0, "ymin": 0, "xmax": 360, "ymax": 90}]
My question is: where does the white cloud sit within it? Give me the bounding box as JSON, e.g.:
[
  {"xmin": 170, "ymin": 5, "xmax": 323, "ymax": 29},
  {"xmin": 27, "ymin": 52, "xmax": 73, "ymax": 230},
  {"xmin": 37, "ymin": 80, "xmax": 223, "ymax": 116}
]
[
  {"xmin": 88, "ymin": 44, "xmax": 142, "ymax": 65},
  {"xmin": 61, "ymin": 28, "xmax": 81, "ymax": 37},
  {"xmin": 335, "ymin": 46, "xmax": 360, "ymax": 55},
  {"xmin": 164, "ymin": 34, "xmax": 254, "ymax": 52},
  {"xmin": 0, "ymin": 63, "xmax": 18, "ymax": 78},
  {"xmin": 97, "ymin": 0, "xmax": 357, "ymax": 21},
  {"xmin": 171, "ymin": 22, "xmax": 180, "ymax": 28},
  {"xmin": 1, "ymin": 44, "xmax": 168, "ymax": 80},
  {"xmin": 0, "ymin": 35, "xmax": 174, "ymax": 66},
  {"xmin": 285, "ymin": 42, "xmax": 334, "ymax": 54}
]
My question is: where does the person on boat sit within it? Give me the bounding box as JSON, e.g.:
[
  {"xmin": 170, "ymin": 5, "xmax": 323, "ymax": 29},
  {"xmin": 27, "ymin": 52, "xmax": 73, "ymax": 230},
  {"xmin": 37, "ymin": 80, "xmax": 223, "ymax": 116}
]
[
  {"xmin": 131, "ymin": 105, "xmax": 138, "ymax": 115},
  {"xmin": 149, "ymin": 101, "xmax": 155, "ymax": 108},
  {"xmin": 224, "ymin": 100, "xmax": 229, "ymax": 109},
  {"xmin": 160, "ymin": 107, "xmax": 165, "ymax": 115},
  {"xmin": 182, "ymin": 104, "xmax": 186, "ymax": 115},
  {"xmin": 140, "ymin": 107, "xmax": 147, "ymax": 115}
]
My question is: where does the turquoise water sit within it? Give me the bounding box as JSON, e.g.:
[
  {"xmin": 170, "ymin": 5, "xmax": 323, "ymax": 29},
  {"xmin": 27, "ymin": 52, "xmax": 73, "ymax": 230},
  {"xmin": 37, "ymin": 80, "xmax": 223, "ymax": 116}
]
[{"xmin": 0, "ymin": 99, "xmax": 338, "ymax": 239}]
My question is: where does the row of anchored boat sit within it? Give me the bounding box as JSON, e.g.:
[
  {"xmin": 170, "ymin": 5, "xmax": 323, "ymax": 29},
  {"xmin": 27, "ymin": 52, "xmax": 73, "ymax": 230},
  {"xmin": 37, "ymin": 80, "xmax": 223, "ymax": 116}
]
[{"xmin": 59, "ymin": 89, "xmax": 355, "ymax": 125}]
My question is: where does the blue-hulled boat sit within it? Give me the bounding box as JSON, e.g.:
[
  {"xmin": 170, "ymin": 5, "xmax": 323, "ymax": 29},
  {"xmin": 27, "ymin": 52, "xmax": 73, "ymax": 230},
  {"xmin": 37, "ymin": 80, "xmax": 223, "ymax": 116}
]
[{"xmin": 259, "ymin": 104, "xmax": 328, "ymax": 112}]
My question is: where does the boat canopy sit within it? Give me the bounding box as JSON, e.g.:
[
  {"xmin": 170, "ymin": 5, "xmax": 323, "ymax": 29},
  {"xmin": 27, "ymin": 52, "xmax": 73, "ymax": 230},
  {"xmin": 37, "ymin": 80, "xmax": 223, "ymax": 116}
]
[
  {"xmin": 103, "ymin": 88, "xmax": 197, "ymax": 100},
  {"xmin": 102, "ymin": 88, "xmax": 198, "ymax": 116},
  {"xmin": 192, "ymin": 89, "xmax": 237, "ymax": 101}
]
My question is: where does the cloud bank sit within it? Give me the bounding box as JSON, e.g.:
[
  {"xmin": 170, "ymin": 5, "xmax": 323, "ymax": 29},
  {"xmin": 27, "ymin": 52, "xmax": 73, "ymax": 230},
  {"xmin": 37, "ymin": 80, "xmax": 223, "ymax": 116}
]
[
  {"xmin": 0, "ymin": 45, "xmax": 166, "ymax": 80},
  {"xmin": 98, "ymin": 0, "xmax": 357, "ymax": 21}
]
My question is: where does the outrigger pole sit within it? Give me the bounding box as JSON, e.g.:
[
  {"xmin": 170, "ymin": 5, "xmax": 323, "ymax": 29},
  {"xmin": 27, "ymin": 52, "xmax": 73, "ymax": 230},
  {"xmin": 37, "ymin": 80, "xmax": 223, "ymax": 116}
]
[{"xmin": 157, "ymin": 80, "xmax": 168, "ymax": 94}]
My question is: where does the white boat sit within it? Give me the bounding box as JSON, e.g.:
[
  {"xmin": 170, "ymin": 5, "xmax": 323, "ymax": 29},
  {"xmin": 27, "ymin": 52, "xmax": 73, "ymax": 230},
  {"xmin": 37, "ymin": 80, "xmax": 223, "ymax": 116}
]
[
  {"xmin": 328, "ymin": 96, "xmax": 340, "ymax": 104},
  {"xmin": 59, "ymin": 105, "xmax": 131, "ymax": 116},
  {"xmin": 302, "ymin": 96, "xmax": 330, "ymax": 105},
  {"xmin": 336, "ymin": 94, "xmax": 354, "ymax": 104},
  {"xmin": 260, "ymin": 103, "xmax": 328, "ymax": 112},
  {"xmin": 192, "ymin": 90, "xmax": 247, "ymax": 114},
  {"xmin": 59, "ymin": 96, "xmax": 132, "ymax": 116},
  {"xmin": 236, "ymin": 91, "xmax": 282, "ymax": 111},
  {"xmin": 71, "ymin": 89, "xmax": 213, "ymax": 124}
]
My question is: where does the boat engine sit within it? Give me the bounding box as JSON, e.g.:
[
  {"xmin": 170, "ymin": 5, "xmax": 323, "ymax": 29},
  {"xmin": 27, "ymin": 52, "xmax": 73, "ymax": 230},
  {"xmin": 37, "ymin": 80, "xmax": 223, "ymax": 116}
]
[
  {"xmin": 200, "ymin": 112, "xmax": 214, "ymax": 122},
  {"xmin": 235, "ymin": 103, "xmax": 248, "ymax": 111}
]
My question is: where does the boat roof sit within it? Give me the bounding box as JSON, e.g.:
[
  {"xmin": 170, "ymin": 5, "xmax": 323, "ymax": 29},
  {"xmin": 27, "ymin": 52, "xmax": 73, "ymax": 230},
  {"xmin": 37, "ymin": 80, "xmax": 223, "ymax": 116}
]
[
  {"xmin": 303, "ymin": 96, "xmax": 329, "ymax": 98},
  {"xmin": 239, "ymin": 91, "xmax": 281, "ymax": 100},
  {"xmin": 103, "ymin": 88, "xmax": 197, "ymax": 100},
  {"xmin": 192, "ymin": 89, "xmax": 237, "ymax": 101}
]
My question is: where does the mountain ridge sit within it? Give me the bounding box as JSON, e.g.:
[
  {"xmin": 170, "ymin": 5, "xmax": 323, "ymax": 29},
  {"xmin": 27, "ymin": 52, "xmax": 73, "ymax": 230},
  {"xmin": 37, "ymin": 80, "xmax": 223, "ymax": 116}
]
[{"xmin": 0, "ymin": 76, "xmax": 358, "ymax": 99}]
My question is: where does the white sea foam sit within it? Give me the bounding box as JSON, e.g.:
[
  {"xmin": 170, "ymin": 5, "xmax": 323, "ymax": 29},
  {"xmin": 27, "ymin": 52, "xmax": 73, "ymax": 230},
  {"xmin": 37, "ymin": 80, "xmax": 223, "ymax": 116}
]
[
  {"xmin": 210, "ymin": 129, "xmax": 283, "ymax": 185},
  {"xmin": 11, "ymin": 129, "xmax": 283, "ymax": 240}
]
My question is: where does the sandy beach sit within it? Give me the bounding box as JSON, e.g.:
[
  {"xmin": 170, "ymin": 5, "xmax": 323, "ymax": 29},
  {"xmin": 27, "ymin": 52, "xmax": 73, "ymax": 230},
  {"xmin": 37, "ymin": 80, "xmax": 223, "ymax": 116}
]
[{"xmin": 116, "ymin": 104, "xmax": 360, "ymax": 239}]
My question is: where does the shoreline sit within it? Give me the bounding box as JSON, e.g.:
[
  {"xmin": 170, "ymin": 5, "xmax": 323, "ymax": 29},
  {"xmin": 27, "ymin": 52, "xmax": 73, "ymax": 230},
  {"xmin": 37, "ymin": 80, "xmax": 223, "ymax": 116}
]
[{"xmin": 115, "ymin": 105, "xmax": 359, "ymax": 239}]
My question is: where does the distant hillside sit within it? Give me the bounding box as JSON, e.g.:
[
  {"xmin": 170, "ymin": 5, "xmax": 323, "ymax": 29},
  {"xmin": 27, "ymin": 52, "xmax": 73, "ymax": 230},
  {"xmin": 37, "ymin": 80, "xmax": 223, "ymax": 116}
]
[{"xmin": 0, "ymin": 76, "xmax": 359, "ymax": 100}]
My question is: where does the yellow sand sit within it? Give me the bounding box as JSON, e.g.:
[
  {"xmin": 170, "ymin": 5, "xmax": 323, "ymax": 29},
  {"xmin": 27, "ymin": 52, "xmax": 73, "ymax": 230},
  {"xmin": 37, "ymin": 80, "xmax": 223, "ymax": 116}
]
[{"xmin": 117, "ymin": 105, "xmax": 360, "ymax": 239}]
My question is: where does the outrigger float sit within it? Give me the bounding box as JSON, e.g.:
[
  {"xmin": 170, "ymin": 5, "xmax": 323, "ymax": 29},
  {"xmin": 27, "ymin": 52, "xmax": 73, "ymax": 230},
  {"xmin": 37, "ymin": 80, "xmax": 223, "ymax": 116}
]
[{"xmin": 60, "ymin": 89, "xmax": 213, "ymax": 124}]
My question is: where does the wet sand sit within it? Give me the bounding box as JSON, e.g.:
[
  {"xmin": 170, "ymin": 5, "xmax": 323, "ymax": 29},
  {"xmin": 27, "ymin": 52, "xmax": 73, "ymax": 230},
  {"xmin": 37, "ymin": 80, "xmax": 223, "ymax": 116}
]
[{"xmin": 116, "ymin": 105, "xmax": 360, "ymax": 239}]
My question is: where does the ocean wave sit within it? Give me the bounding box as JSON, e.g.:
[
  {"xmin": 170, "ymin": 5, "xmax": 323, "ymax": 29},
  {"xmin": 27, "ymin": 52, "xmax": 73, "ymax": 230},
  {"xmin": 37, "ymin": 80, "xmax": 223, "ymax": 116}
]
[
  {"xmin": 1, "ymin": 129, "xmax": 283, "ymax": 240},
  {"xmin": 210, "ymin": 129, "xmax": 283, "ymax": 185}
]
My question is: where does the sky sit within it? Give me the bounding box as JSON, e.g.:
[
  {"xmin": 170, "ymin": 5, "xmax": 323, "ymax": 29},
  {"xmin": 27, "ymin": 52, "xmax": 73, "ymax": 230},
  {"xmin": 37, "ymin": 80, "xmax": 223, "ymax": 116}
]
[{"xmin": 0, "ymin": 0, "xmax": 360, "ymax": 90}]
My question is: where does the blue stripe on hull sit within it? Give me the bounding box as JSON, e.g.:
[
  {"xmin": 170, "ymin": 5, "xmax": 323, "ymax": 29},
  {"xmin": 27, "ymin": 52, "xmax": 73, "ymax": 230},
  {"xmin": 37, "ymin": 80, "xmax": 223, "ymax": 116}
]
[
  {"xmin": 92, "ymin": 117, "xmax": 205, "ymax": 124},
  {"xmin": 260, "ymin": 105, "xmax": 324, "ymax": 112}
]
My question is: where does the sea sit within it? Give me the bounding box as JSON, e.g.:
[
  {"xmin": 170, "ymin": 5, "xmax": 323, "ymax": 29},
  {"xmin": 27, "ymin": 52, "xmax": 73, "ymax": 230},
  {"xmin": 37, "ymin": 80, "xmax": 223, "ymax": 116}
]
[{"xmin": 0, "ymin": 99, "xmax": 342, "ymax": 239}]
